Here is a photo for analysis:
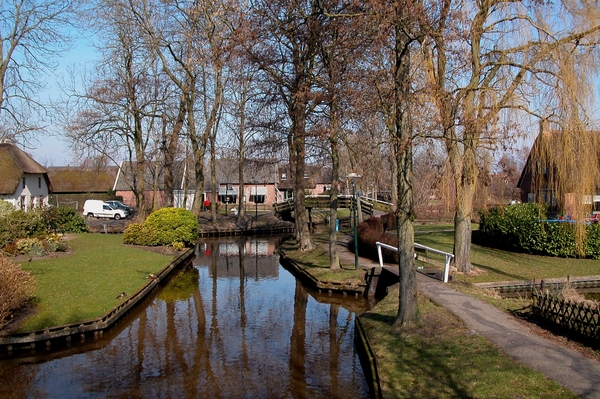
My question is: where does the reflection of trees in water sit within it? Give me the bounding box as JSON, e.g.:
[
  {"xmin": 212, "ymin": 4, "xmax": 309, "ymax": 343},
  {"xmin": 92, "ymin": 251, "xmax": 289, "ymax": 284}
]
[
  {"xmin": 158, "ymin": 265, "xmax": 199, "ymax": 302},
  {"xmin": 0, "ymin": 364, "xmax": 34, "ymax": 399},
  {"xmin": 1, "ymin": 236, "xmax": 369, "ymax": 398},
  {"xmin": 289, "ymin": 280, "xmax": 308, "ymax": 395}
]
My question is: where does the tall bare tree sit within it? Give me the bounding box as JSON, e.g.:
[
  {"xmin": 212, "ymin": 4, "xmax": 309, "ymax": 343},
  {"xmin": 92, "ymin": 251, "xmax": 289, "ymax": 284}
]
[
  {"xmin": 0, "ymin": 0, "xmax": 78, "ymax": 144},
  {"xmin": 421, "ymin": 0, "xmax": 600, "ymax": 272}
]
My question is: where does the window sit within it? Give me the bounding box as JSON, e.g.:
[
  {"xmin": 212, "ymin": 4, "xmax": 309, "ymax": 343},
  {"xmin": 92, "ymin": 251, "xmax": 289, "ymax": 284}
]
[
  {"xmin": 250, "ymin": 194, "xmax": 265, "ymax": 204},
  {"xmin": 22, "ymin": 177, "xmax": 25, "ymax": 189},
  {"xmin": 38, "ymin": 177, "xmax": 41, "ymax": 188},
  {"xmin": 20, "ymin": 196, "xmax": 26, "ymax": 210}
]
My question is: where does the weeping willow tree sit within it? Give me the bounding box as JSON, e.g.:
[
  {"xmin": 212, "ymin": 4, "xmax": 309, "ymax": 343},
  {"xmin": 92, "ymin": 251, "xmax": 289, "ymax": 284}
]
[{"xmin": 528, "ymin": 43, "xmax": 600, "ymax": 255}]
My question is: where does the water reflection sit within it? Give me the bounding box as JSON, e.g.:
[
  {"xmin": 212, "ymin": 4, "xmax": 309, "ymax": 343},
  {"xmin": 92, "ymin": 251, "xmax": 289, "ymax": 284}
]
[{"xmin": 0, "ymin": 236, "xmax": 371, "ymax": 398}]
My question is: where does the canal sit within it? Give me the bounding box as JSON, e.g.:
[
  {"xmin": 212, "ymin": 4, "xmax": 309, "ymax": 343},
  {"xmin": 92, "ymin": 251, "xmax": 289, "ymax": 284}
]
[{"xmin": 0, "ymin": 236, "xmax": 373, "ymax": 398}]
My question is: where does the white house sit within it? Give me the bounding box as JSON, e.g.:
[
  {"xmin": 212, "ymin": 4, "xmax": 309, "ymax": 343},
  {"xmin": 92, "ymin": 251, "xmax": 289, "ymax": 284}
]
[{"xmin": 0, "ymin": 142, "xmax": 51, "ymax": 210}]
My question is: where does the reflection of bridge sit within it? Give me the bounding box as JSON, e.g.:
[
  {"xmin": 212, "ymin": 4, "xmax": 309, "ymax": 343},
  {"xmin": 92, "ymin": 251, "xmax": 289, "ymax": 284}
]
[{"xmin": 273, "ymin": 195, "xmax": 374, "ymax": 218}]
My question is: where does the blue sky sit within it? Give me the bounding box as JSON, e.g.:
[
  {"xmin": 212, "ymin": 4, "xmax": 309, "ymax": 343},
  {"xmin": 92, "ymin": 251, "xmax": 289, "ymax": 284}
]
[{"xmin": 29, "ymin": 37, "xmax": 98, "ymax": 166}]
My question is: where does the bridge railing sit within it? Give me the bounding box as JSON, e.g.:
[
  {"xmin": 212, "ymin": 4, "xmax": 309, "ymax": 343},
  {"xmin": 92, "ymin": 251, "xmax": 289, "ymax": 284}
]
[
  {"xmin": 274, "ymin": 195, "xmax": 373, "ymax": 218},
  {"xmin": 375, "ymin": 241, "xmax": 454, "ymax": 283}
]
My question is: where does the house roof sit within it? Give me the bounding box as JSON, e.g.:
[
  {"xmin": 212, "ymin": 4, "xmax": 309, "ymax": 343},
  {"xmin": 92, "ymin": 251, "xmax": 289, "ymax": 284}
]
[
  {"xmin": 0, "ymin": 143, "xmax": 51, "ymax": 195},
  {"xmin": 47, "ymin": 166, "xmax": 120, "ymax": 193},
  {"xmin": 114, "ymin": 159, "xmax": 279, "ymax": 192}
]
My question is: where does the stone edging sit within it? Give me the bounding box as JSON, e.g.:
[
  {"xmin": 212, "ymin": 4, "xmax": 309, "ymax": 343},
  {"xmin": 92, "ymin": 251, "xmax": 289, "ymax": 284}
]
[{"xmin": 0, "ymin": 248, "xmax": 195, "ymax": 355}]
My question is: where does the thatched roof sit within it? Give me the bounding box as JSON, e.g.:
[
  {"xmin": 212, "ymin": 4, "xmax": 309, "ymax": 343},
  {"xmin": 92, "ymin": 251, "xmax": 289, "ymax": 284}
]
[
  {"xmin": 47, "ymin": 166, "xmax": 119, "ymax": 194},
  {"xmin": 0, "ymin": 143, "xmax": 50, "ymax": 195}
]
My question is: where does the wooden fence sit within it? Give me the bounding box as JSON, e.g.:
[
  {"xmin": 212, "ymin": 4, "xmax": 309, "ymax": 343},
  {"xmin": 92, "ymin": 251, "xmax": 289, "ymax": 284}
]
[{"xmin": 532, "ymin": 290, "xmax": 600, "ymax": 344}]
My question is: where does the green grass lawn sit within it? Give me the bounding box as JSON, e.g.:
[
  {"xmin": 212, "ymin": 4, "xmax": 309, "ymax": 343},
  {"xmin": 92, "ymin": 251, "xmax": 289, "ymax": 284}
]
[
  {"xmin": 414, "ymin": 229, "xmax": 600, "ymax": 283},
  {"xmin": 15, "ymin": 233, "xmax": 173, "ymax": 331},
  {"xmin": 360, "ymin": 288, "xmax": 578, "ymax": 399}
]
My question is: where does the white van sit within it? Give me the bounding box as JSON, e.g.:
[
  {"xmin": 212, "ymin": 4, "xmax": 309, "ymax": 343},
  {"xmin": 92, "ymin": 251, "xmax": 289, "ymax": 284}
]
[{"xmin": 82, "ymin": 200, "xmax": 128, "ymax": 220}]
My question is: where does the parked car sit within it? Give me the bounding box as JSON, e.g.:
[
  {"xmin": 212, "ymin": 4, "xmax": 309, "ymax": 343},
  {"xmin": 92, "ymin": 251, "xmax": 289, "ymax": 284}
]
[
  {"xmin": 82, "ymin": 200, "xmax": 128, "ymax": 220},
  {"xmin": 105, "ymin": 200, "xmax": 135, "ymax": 215}
]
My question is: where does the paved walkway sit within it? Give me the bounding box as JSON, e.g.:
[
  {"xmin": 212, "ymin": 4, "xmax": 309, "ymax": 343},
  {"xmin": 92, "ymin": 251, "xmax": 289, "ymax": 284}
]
[{"xmin": 335, "ymin": 234, "xmax": 600, "ymax": 398}]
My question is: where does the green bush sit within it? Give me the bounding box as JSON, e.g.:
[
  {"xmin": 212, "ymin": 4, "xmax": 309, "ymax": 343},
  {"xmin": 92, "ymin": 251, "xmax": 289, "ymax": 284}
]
[
  {"xmin": 0, "ymin": 210, "xmax": 45, "ymax": 249},
  {"xmin": 40, "ymin": 207, "xmax": 88, "ymax": 233},
  {"xmin": 0, "ymin": 256, "xmax": 36, "ymax": 329},
  {"xmin": 0, "ymin": 200, "xmax": 15, "ymax": 218},
  {"xmin": 478, "ymin": 203, "xmax": 600, "ymax": 258},
  {"xmin": 477, "ymin": 203, "xmax": 546, "ymax": 253},
  {"xmin": 123, "ymin": 222, "xmax": 160, "ymax": 246},
  {"xmin": 16, "ymin": 238, "xmax": 46, "ymax": 257},
  {"xmin": 143, "ymin": 208, "xmax": 199, "ymax": 246}
]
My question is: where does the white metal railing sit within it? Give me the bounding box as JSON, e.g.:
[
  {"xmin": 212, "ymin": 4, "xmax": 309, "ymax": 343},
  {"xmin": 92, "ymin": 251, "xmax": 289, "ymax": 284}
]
[{"xmin": 375, "ymin": 241, "xmax": 454, "ymax": 283}]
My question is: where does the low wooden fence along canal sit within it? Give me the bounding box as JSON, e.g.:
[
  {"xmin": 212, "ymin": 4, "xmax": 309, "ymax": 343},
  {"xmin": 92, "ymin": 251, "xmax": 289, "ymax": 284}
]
[{"xmin": 532, "ymin": 290, "xmax": 600, "ymax": 345}]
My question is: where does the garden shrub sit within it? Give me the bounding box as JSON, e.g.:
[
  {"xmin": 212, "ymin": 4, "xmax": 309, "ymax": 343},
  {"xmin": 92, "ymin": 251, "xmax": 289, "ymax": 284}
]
[
  {"xmin": 16, "ymin": 238, "xmax": 46, "ymax": 257},
  {"xmin": 123, "ymin": 222, "xmax": 160, "ymax": 246},
  {"xmin": 40, "ymin": 207, "xmax": 88, "ymax": 233},
  {"xmin": 357, "ymin": 215, "xmax": 399, "ymax": 263},
  {"xmin": 477, "ymin": 203, "xmax": 547, "ymax": 253},
  {"xmin": 143, "ymin": 207, "xmax": 199, "ymax": 246},
  {"xmin": 478, "ymin": 202, "xmax": 600, "ymax": 258},
  {"xmin": 0, "ymin": 256, "xmax": 36, "ymax": 329},
  {"xmin": 0, "ymin": 200, "xmax": 15, "ymax": 218}
]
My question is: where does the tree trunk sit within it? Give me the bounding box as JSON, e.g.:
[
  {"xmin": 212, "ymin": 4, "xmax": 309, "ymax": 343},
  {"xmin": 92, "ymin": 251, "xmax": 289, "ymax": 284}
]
[
  {"xmin": 290, "ymin": 97, "xmax": 314, "ymax": 251},
  {"xmin": 329, "ymin": 133, "xmax": 340, "ymax": 270},
  {"xmin": 453, "ymin": 145, "xmax": 477, "ymax": 273},
  {"xmin": 163, "ymin": 95, "xmax": 187, "ymax": 208},
  {"xmin": 393, "ymin": 3, "xmax": 419, "ymax": 327}
]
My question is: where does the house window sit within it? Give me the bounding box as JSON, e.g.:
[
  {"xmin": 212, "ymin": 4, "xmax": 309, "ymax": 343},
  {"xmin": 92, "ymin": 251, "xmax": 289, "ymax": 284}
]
[
  {"xmin": 38, "ymin": 177, "xmax": 41, "ymax": 188},
  {"xmin": 22, "ymin": 177, "xmax": 25, "ymax": 189},
  {"xmin": 20, "ymin": 196, "xmax": 26, "ymax": 210},
  {"xmin": 250, "ymin": 194, "xmax": 265, "ymax": 204}
]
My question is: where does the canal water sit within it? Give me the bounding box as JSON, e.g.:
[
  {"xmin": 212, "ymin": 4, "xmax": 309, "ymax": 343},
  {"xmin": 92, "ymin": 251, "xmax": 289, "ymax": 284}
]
[{"xmin": 0, "ymin": 237, "xmax": 372, "ymax": 398}]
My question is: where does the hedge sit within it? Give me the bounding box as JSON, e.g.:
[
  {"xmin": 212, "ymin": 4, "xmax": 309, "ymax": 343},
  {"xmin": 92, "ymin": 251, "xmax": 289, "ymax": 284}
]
[{"xmin": 477, "ymin": 203, "xmax": 600, "ymax": 258}]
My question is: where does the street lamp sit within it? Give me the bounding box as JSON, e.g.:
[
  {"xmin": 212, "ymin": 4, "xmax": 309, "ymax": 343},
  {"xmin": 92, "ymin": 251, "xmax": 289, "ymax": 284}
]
[
  {"xmin": 347, "ymin": 172, "xmax": 361, "ymax": 270},
  {"xmin": 254, "ymin": 180, "xmax": 258, "ymax": 220}
]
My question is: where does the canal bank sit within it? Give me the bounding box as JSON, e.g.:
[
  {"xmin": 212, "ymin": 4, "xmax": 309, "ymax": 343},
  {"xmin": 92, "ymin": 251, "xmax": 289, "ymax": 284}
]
[
  {"xmin": 296, "ymin": 233, "xmax": 600, "ymax": 398},
  {"xmin": 0, "ymin": 248, "xmax": 195, "ymax": 356}
]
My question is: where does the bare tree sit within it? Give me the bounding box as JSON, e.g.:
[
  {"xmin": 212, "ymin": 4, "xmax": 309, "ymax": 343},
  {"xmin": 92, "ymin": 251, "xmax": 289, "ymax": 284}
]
[
  {"xmin": 421, "ymin": 0, "xmax": 600, "ymax": 272},
  {"xmin": 0, "ymin": 0, "xmax": 78, "ymax": 144},
  {"xmin": 66, "ymin": 0, "xmax": 165, "ymax": 217},
  {"xmin": 244, "ymin": 0, "xmax": 333, "ymax": 251}
]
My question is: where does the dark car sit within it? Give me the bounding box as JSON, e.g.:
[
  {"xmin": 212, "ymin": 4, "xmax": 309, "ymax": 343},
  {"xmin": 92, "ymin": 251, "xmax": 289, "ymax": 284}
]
[{"xmin": 105, "ymin": 200, "xmax": 135, "ymax": 216}]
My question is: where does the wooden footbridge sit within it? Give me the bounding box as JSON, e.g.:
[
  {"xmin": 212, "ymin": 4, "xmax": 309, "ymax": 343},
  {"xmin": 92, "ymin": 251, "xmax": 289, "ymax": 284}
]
[{"xmin": 273, "ymin": 195, "xmax": 374, "ymax": 218}]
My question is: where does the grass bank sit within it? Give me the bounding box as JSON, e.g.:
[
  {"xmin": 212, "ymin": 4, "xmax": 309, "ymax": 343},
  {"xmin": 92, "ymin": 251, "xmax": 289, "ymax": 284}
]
[
  {"xmin": 414, "ymin": 229, "xmax": 600, "ymax": 283},
  {"xmin": 280, "ymin": 230, "xmax": 364, "ymax": 286},
  {"xmin": 360, "ymin": 288, "xmax": 577, "ymax": 398},
  {"xmin": 14, "ymin": 233, "xmax": 173, "ymax": 331}
]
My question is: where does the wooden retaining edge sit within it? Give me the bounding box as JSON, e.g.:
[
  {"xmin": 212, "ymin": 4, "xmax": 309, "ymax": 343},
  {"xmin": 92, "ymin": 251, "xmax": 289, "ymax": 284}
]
[
  {"xmin": 475, "ymin": 275, "xmax": 600, "ymax": 291},
  {"xmin": 0, "ymin": 248, "xmax": 195, "ymax": 353},
  {"xmin": 279, "ymin": 253, "xmax": 367, "ymax": 296},
  {"xmin": 354, "ymin": 316, "xmax": 383, "ymax": 399}
]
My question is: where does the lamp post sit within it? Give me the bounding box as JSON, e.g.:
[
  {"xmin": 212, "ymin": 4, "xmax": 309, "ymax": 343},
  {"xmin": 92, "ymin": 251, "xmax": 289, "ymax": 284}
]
[
  {"xmin": 347, "ymin": 172, "xmax": 360, "ymax": 270},
  {"xmin": 254, "ymin": 180, "xmax": 258, "ymax": 220}
]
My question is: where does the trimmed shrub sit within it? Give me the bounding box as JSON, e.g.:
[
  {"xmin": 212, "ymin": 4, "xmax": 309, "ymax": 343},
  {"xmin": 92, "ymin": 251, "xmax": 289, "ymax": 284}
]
[
  {"xmin": 0, "ymin": 256, "xmax": 36, "ymax": 329},
  {"xmin": 357, "ymin": 215, "xmax": 399, "ymax": 263},
  {"xmin": 477, "ymin": 203, "xmax": 547, "ymax": 253},
  {"xmin": 143, "ymin": 208, "xmax": 199, "ymax": 246},
  {"xmin": 123, "ymin": 222, "xmax": 160, "ymax": 246},
  {"xmin": 477, "ymin": 203, "xmax": 600, "ymax": 258}
]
